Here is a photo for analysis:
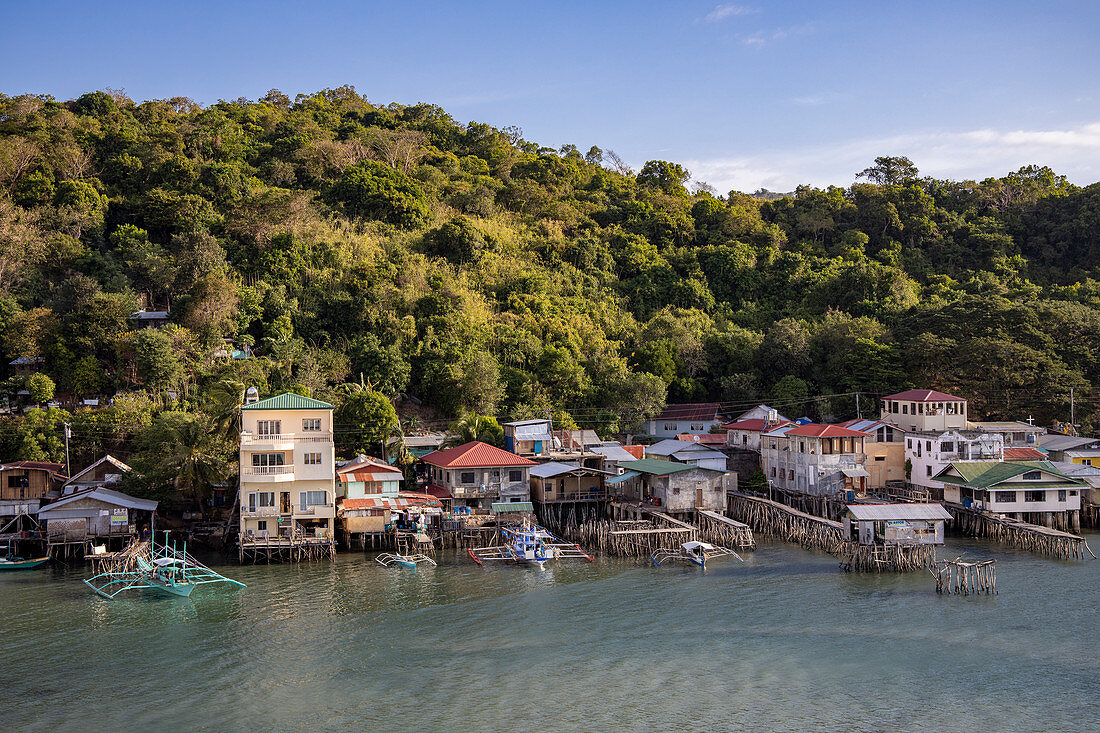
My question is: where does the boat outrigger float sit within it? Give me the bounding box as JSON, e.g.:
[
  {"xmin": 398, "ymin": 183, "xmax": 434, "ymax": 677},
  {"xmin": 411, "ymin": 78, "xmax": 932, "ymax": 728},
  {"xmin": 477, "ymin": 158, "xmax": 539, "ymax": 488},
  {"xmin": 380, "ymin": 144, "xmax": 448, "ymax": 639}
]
[
  {"xmin": 651, "ymin": 541, "xmax": 743, "ymax": 569},
  {"xmin": 468, "ymin": 520, "xmax": 594, "ymax": 567},
  {"xmin": 84, "ymin": 532, "xmax": 246, "ymax": 599},
  {"xmin": 376, "ymin": 552, "xmax": 437, "ymax": 569}
]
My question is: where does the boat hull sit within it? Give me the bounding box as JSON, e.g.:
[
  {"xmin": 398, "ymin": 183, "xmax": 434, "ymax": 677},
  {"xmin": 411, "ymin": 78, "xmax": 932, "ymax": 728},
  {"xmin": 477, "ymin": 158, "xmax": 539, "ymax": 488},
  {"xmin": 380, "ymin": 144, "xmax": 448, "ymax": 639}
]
[
  {"xmin": 394, "ymin": 558, "xmax": 417, "ymax": 569},
  {"xmin": 150, "ymin": 581, "xmax": 197, "ymax": 598},
  {"xmin": 0, "ymin": 557, "xmax": 49, "ymax": 571}
]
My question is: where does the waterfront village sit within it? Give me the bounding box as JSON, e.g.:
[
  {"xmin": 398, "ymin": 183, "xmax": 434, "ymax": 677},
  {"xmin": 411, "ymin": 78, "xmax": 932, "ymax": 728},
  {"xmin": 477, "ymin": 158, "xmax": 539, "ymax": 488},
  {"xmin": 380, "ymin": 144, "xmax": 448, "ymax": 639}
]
[{"xmin": 3, "ymin": 379, "xmax": 1097, "ymax": 588}]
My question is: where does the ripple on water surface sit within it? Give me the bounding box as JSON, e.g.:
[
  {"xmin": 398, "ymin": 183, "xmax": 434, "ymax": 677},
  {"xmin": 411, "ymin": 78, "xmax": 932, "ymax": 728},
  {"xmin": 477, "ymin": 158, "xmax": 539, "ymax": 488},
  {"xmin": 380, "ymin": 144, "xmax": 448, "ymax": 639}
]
[{"xmin": 1, "ymin": 536, "xmax": 1098, "ymax": 732}]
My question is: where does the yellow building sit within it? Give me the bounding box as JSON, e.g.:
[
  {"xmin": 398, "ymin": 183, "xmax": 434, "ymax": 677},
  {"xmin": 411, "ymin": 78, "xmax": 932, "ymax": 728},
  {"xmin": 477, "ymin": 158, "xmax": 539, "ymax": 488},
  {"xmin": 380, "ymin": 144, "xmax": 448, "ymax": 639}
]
[{"xmin": 238, "ymin": 392, "xmax": 336, "ymax": 545}]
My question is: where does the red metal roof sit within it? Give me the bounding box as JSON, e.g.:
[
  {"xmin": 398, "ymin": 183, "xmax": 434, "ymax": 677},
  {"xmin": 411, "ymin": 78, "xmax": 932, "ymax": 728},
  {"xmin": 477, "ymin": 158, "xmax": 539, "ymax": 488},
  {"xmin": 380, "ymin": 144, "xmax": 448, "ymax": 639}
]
[
  {"xmin": 339, "ymin": 471, "xmax": 401, "ymax": 482},
  {"xmin": 424, "ymin": 484, "xmax": 452, "ymax": 499},
  {"xmin": 882, "ymin": 389, "xmax": 965, "ymax": 402},
  {"xmin": 341, "ymin": 493, "xmax": 441, "ymax": 510},
  {"xmin": 721, "ymin": 419, "xmax": 793, "ymax": 432},
  {"xmin": 1004, "ymin": 447, "xmax": 1048, "ymax": 461},
  {"xmin": 422, "ymin": 441, "xmax": 536, "ymax": 468},
  {"xmin": 622, "ymin": 445, "xmax": 646, "ymax": 459},
  {"xmin": 676, "ymin": 433, "xmax": 727, "ymax": 445},
  {"xmin": 654, "ymin": 403, "xmax": 721, "ymax": 421},
  {"xmin": 0, "ymin": 461, "xmax": 67, "ymax": 479},
  {"xmin": 785, "ymin": 424, "xmax": 871, "ymax": 438}
]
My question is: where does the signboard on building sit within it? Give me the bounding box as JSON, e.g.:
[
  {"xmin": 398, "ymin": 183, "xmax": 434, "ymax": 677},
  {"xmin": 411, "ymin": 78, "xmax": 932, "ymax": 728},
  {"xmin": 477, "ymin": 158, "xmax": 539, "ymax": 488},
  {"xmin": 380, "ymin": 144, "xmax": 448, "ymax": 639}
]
[{"xmin": 110, "ymin": 508, "xmax": 129, "ymax": 526}]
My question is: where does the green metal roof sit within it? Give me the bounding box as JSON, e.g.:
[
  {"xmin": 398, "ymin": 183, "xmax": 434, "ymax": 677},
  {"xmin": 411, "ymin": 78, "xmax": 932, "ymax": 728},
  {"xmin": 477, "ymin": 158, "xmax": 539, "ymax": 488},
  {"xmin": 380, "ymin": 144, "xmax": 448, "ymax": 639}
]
[
  {"xmin": 492, "ymin": 501, "xmax": 534, "ymax": 513},
  {"xmin": 933, "ymin": 460, "xmax": 1085, "ymax": 489},
  {"xmin": 241, "ymin": 392, "xmax": 334, "ymax": 411},
  {"xmin": 618, "ymin": 458, "xmax": 698, "ymax": 476}
]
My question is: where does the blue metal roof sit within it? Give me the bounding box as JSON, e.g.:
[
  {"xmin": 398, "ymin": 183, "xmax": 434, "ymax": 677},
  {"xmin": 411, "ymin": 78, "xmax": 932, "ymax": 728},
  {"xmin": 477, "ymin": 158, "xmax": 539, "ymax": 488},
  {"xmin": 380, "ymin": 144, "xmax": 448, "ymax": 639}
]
[{"xmin": 605, "ymin": 471, "xmax": 639, "ymax": 485}]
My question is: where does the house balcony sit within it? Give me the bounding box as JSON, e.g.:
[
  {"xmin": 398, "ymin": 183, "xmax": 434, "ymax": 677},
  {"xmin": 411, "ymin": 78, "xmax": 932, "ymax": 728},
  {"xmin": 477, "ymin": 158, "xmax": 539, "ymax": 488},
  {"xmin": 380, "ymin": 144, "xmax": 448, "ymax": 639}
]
[
  {"xmin": 452, "ymin": 484, "xmax": 502, "ymax": 499},
  {"xmin": 240, "ymin": 431, "xmax": 333, "ymax": 450},
  {"xmin": 242, "ymin": 465, "xmax": 297, "ymax": 482}
]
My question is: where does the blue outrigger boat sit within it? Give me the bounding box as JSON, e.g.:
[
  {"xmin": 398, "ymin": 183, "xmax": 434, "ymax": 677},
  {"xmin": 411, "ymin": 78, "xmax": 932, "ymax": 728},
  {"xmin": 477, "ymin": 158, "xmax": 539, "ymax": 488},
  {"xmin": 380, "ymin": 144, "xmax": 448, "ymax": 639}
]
[
  {"xmin": 468, "ymin": 520, "xmax": 594, "ymax": 567},
  {"xmin": 651, "ymin": 541, "xmax": 743, "ymax": 569},
  {"xmin": 84, "ymin": 532, "xmax": 245, "ymax": 599}
]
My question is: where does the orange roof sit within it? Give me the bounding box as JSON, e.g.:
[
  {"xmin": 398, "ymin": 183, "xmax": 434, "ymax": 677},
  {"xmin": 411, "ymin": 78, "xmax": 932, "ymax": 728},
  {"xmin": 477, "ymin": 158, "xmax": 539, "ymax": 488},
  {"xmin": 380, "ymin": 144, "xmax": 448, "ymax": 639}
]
[
  {"xmin": 1004, "ymin": 447, "xmax": 1047, "ymax": 461},
  {"xmin": 676, "ymin": 433, "xmax": 727, "ymax": 445},
  {"xmin": 883, "ymin": 389, "xmax": 965, "ymax": 402},
  {"xmin": 785, "ymin": 424, "xmax": 870, "ymax": 438},
  {"xmin": 421, "ymin": 441, "xmax": 536, "ymax": 468},
  {"xmin": 622, "ymin": 445, "xmax": 646, "ymax": 459}
]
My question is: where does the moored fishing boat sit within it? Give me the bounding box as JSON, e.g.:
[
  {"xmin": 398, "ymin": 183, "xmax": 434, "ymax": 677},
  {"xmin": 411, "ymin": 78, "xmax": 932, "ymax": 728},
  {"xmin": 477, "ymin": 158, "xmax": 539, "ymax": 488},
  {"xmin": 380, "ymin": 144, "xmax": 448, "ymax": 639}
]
[
  {"xmin": 0, "ymin": 556, "xmax": 49, "ymax": 570},
  {"xmin": 376, "ymin": 552, "xmax": 437, "ymax": 569},
  {"xmin": 468, "ymin": 519, "xmax": 594, "ymax": 567},
  {"xmin": 84, "ymin": 532, "xmax": 245, "ymax": 599},
  {"xmin": 651, "ymin": 541, "xmax": 743, "ymax": 569}
]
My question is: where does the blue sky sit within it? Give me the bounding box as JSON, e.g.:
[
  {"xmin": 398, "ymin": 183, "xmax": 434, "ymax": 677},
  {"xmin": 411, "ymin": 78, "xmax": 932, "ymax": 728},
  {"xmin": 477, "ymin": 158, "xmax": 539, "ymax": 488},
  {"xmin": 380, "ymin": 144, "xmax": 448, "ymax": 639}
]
[{"xmin": 2, "ymin": 1, "xmax": 1098, "ymax": 192}]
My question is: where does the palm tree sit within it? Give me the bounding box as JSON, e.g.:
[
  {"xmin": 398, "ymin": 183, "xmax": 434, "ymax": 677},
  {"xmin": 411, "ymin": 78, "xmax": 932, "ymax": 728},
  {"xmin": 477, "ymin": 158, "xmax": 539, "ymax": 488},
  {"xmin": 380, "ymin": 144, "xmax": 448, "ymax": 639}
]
[
  {"xmin": 159, "ymin": 416, "xmax": 226, "ymax": 506},
  {"xmin": 442, "ymin": 410, "xmax": 503, "ymax": 447},
  {"xmin": 203, "ymin": 378, "xmax": 246, "ymax": 443}
]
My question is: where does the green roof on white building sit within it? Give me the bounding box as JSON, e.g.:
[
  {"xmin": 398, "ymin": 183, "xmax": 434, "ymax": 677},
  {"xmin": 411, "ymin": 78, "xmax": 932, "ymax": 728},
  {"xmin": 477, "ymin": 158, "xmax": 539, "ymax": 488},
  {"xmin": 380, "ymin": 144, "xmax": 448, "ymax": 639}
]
[{"xmin": 241, "ymin": 392, "xmax": 334, "ymax": 411}]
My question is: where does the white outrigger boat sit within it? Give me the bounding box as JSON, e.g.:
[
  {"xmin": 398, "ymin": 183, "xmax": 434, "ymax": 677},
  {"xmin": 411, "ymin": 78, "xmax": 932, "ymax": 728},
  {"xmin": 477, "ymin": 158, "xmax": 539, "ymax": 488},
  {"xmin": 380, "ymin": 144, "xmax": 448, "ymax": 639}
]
[
  {"xmin": 376, "ymin": 552, "xmax": 437, "ymax": 569},
  {"xmin": 651, "ymin": 541, "xmax": 743, "ymax": 569},
  {"xmin": 84, "ymin": 533, "xmax": 246, "ymax": 599},
  {"xmin": 468, "ymin": 520, "xmax": 593, "ymax": 567}
]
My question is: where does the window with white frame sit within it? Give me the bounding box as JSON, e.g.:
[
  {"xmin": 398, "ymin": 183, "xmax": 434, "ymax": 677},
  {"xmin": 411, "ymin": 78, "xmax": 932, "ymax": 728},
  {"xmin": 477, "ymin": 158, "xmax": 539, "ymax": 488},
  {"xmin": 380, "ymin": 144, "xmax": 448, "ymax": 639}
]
[
  {"xmin": 300, "ymin": 491, "xmax": 327, "ymax": 510},
  {"xmin": 249, "ymin": 492, "xmax": 275, "ymax": 511},
  {"xmin": 257, "ymin": 420, "xmax": 281, "ymax": 436},
  {"xmin": 994, "ymin": 491, "xmax": 1016, "ymax": 503},
  {"xmin": 303, "ymin": 453, "xmax": 322, "ymax": 465},
  {"xmin": 302, "ymin": 418, "xmax": 321, "ymax": 432},
  {"xmin": 690, "ymin": 423, "xmax": 705, "ymax": 431},
  {"xmin": 664, "ymin": 423, "xmax": 678, "ymax": 431}
]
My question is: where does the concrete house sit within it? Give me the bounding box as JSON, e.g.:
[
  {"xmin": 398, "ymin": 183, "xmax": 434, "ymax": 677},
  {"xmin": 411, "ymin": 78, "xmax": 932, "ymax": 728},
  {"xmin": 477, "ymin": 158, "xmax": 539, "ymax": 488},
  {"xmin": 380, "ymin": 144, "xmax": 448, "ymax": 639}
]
[
  {"xmin": 732, "ymin": 404, "xmax": 790, "ymax": 423},
  {"xmin": 422, "ymin": 441, "xmax": 536, "ymax": 510},
  {"xmin": 933, "ymin": 460, "xmax": 1086, "ymax": 527},
  {"xmin": 880, "ymin": 389, "xmax": 968, "ymax": 433},
  {"xmin": 906, "ymin": 429, "xmax": 1003, "ymax": 497},
  {"xmin": 614, "ymin": 458, "xmax": 728, "ymax": 513},
  {"xmin": 724, "ymin": 418, "xmax": 793, "ymax": 451},
  {"xmin": 238, "ymin": 392, "xmax": 337, "ymax": 543},
  {"xmin": 967, "ymin": 420, "xmax": 1045, "ymax": 447},
  {"xmin": 762, "ymin": 423, "xmax": 870, "ymax": 496},
  {"xmin": 837, "ymin": 419, "xmax": 905, "ymax": 489},
  {"xmin": 644, "ymin": 403, "xmax": 723, "ymax": 439}
]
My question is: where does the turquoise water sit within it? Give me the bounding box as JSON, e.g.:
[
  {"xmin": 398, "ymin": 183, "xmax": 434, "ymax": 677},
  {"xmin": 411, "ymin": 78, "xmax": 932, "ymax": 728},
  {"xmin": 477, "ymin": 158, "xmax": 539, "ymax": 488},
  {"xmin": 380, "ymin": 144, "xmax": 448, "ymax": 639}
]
[{"xmin": 2, "ymin": 535, "xmax": 1097, "ymax": 732}]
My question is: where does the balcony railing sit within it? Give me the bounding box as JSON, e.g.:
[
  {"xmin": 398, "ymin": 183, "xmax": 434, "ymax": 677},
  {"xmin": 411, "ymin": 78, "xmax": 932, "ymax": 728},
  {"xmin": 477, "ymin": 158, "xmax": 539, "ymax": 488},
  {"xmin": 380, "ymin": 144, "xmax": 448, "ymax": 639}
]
[
  {"xmin": 245, "ymin": 465, "xmax": 295, "ymax": 476},
  {"xmin": 241, "ymin": 432, "xmax": 332, "ymax": 445},
  {"xmin": 452, "ymin": 484, "xmax": 502, "ymax": 498}
]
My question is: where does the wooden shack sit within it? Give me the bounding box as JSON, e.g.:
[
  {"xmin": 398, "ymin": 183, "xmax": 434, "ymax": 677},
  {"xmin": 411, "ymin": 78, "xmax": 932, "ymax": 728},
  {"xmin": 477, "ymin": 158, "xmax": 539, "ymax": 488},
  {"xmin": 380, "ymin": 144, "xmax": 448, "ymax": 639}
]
[
  {"xmin": 37, "ymin": 487, "xmax": 158, "ymax": 557},
  {"xmin": 843, "ymin": 503, "xmax": 951, "ymax": 547}
]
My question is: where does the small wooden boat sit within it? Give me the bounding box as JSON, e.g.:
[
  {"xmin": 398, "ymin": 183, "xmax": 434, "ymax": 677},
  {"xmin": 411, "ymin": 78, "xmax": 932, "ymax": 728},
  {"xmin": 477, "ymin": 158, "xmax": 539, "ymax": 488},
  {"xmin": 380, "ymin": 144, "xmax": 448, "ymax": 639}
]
[
  {"xmin": 651, "ymin": 541, "xmax": 743, "ymax": 569},
  {"xmin": 376, "ymin": 552, "xmax": 436, "ymax": 569},
  {"xmin": 0, "ymin": 556, "xmax": 49, "ymax": 571}
]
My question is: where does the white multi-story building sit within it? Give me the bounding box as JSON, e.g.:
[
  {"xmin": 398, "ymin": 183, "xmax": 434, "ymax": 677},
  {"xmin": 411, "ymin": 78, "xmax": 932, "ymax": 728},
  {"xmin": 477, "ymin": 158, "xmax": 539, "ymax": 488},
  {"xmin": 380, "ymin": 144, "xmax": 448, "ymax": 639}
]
[
  {"xmin": 238, "ymin": 392, "xmax": 336, "ymax": 542},
  {"xmin": 905, "ymin": 429, "xmax": 1004, "ymax": 497},
  {"xmin": 761, "ymin": 423, "xmax": 870, "ymax": 496}
]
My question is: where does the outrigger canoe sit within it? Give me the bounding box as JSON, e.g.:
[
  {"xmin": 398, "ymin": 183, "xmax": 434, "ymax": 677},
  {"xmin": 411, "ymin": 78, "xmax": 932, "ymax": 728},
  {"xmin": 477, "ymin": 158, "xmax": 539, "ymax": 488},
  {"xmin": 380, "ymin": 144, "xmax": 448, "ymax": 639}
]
[{"xmin": 0, "ymin": 556, "xmax": 49, "ymax": 571}]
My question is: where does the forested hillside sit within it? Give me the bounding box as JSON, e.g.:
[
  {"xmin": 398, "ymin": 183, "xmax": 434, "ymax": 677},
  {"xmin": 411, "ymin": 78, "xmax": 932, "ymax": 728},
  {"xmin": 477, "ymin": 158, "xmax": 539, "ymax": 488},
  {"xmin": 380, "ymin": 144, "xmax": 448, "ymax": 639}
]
[{"xmin": 0, "ymin": 87, "xmax": 1097, "ymax": 487}]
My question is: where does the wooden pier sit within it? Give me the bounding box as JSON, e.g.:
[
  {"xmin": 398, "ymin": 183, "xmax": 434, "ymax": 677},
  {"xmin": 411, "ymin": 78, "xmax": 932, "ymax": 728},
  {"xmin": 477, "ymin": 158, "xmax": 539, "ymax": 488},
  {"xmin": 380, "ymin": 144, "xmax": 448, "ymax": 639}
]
[
  {"xmin": 239, "ymin": 534, "xmax": 336, "ymax": 563},
  {"xmin": 933, "ymin": 557, "xmax": 997, "ymax": 595},
  {"xmin": 727, "ymin": 492, "xmax": 940, "ymax": 572},
  {"xmin": 944, "ymin": 503, "xmax": 1093, "ymax": 560}
]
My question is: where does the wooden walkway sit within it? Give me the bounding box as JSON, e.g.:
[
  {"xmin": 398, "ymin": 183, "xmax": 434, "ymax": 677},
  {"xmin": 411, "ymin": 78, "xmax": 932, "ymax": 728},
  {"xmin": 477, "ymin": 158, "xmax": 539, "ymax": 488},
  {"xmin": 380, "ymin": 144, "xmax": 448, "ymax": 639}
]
[{"xmin": 945, "ymin": 503, "xmax": 1094, "ymax": 560}]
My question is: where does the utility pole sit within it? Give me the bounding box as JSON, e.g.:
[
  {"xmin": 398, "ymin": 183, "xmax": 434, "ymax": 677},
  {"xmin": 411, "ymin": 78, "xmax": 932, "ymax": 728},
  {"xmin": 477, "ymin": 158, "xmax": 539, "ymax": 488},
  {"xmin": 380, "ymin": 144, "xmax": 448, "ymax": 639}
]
[
  {"xmin": 1070, "ymin": 387, "xmax": 1075, "ymax": 428},
  {"xmin": 63, "ymin": 422, "xmax": 71, "ymax": 476},
  {"xmin": 855, "ymin": 392, "xmax": 862, "ymax": 420}
]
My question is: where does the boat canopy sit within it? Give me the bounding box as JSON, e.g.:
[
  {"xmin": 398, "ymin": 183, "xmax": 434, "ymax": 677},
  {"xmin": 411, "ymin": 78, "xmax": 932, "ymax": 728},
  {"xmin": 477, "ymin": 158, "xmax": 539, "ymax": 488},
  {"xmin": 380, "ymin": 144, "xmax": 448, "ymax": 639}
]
[
  {"xmin": 682, "ymin": 541, "xmax": 715, "ymax": 551},
  {"xmin": 153, "ymin": 557, "xmax": 186, "ymax": 566}
]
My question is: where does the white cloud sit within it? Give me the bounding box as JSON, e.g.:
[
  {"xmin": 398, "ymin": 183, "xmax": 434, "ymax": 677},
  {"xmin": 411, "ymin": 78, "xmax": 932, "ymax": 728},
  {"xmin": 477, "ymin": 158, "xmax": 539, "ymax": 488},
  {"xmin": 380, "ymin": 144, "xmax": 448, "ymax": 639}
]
[
  {"xmin": 738, "ymin": 23, "xmax": 814, "ymax": 48},
  {"xmin": 705, "ymin": 4, "xmax": 758, "ymax": 22},
  {"xmin": 680, "ymin": 121, "xmax": 1100, "ymax": 194}
]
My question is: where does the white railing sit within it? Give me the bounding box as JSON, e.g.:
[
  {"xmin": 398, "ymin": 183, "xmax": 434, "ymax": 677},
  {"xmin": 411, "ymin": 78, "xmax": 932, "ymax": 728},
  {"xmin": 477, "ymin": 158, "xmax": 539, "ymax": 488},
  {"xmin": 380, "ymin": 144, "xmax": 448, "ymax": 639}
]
[
  {"xmin": 241, "ymin": 432, "xmax": 332, "ymax": 444},
  {"xmin": 242, "ymin": 507, "xmax": 279, "ymax": 517},
  {"xmin": 245, "ymin": 465, "xmax": 295, "ymax": 476}
]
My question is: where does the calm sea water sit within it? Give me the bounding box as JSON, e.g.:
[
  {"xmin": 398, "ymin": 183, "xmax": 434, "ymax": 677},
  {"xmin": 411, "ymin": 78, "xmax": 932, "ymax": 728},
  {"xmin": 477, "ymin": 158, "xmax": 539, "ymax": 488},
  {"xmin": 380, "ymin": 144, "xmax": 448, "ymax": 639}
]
[{"xmin": 2, "ymin": 535, "xmax": 1097, "ymax": 732}]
